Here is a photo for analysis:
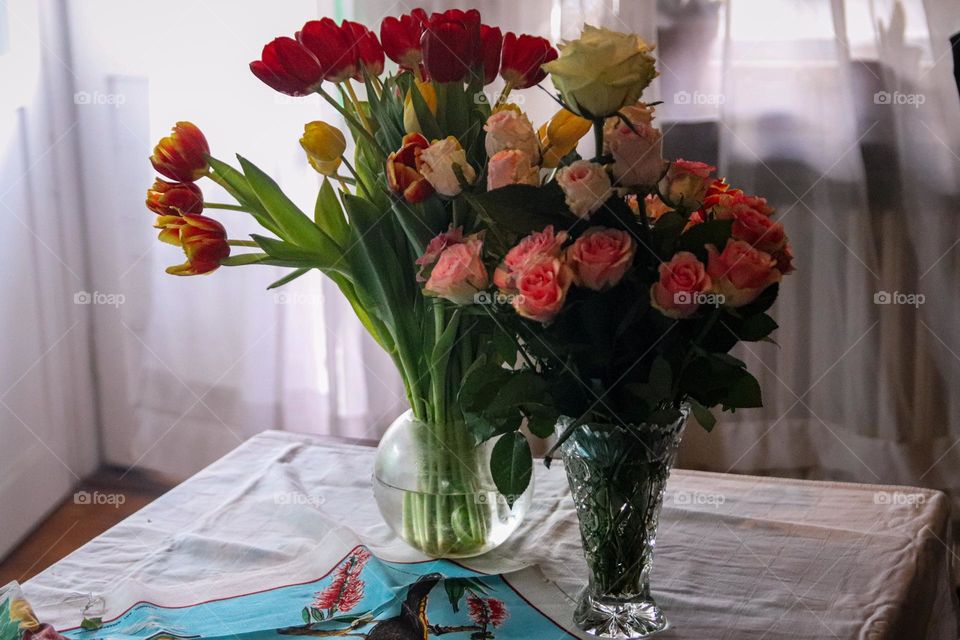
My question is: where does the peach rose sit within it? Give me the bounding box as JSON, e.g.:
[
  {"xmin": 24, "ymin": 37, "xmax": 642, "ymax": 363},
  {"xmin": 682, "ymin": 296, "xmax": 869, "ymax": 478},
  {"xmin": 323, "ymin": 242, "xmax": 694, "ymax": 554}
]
[
  {"xmin": 663, "ymin": 159, "xmax": 715, "ymax": 208},
  {"xmin": 487, "ymin": 149, "xmax": 540, "ymax": 191},
  {"xmin": 424, "ymin": 236, "xmax": 488, "ymax": 305},
  {"xmin": 703, "ymin": 179, "xmax": 774, "ymax": 218},
  {"xmin": 650, "ymin": 251, "xmax": 712, "ymax": 319},
  {"xmin": 556, "ymin": 160, "xmax": 613, "ymax": 219},
  {"xmin": 513, "ymin": 256, "xmax": 573, "ymax": 323},
  {"xmin": 606, "ymin": 117, "xmax": 665, "ymax": 188},
  {"xmin": 484, "ymin": 107, "xmax": 540, "ymax": 160},
  {"xmin": 416, "ymin": 225, "xmax": 464, "ymax": 281},
  {"xmin": 644, "ymin": 193, "xmax": 674, "ymax": 221},
  {"xmin": 417, "ymin": 136, "xmax": 476, "ymax": 196},
  {"xmin": 494, "ymin": 225, "xmax": 568, "ymax": 291},
  {"xmin": 731, "ymin": 205, "xmax": 787, "ymax": 254},
  {"xmin": 706, "ymin": 239, "xmax": 781, "ymax": 307},
  {"xmin": 566, "ymin": 227, "xmax": 635, "ymax": 291}
]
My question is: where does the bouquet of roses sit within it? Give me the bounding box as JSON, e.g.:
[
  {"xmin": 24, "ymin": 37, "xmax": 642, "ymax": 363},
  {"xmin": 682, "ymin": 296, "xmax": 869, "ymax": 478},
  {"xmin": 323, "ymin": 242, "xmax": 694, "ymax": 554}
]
[{"xmin": 144, "ymin": 7, "xmax": 794, "ymax": 557}]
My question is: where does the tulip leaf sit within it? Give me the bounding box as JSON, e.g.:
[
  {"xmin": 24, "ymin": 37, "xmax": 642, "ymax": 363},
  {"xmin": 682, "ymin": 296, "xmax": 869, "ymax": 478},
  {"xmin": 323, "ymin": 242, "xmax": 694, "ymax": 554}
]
[
  {"xmin": 268, "ymin": 267, "xmax": 312, "ymax": 290},
  {"xmin": 490, "ymin": 431, "xmax": 532, "ymax": 508},
  {"xmin": 315, "ymin": 178, "xmax": 350, "ymax": 248},
  {"xmin": 221, "ymin": 253, "xmax": 271, "ymax": 266},
  {"xmin": 206, "ymin": 155, "xmax": 281, "ymax": 236}
]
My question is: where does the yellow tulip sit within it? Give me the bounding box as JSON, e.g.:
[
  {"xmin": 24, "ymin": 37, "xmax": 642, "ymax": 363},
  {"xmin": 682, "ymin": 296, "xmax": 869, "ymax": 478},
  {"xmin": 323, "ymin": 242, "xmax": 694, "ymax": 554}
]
[
  {"xmin": 538, "ymin": 108, "xmax": 592, "ymax": 168},
  {"xmin": 300, "ymin": 121, "xmax": 346, "ymax": 176},
  {"xmin": 403, "ymin": 80, "xmax": 438, "ymax": 135}
]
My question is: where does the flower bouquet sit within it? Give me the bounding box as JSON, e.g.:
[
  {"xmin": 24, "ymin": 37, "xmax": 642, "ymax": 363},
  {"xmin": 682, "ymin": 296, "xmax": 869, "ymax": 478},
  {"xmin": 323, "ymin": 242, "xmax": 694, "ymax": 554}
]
[{"xmin": 145, "ymin": 5, "xmax": 794, "ymax": 630}]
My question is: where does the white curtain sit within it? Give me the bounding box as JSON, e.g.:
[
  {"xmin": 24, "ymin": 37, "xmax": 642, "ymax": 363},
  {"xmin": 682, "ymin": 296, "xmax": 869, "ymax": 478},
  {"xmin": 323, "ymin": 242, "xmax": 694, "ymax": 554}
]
[{"xmin": 0, "ymin": 0, "xmax": 99, "ymax": 559}]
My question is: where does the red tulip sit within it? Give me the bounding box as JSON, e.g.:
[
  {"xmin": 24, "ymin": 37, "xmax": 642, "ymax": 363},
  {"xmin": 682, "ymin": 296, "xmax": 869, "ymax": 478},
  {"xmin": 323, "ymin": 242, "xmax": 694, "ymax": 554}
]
[
  {"xmin": 146, "ymin": 178, "xmax": 203, "ymax": 216},
  {"xmin": 500, "ymin": 33, "xmax": 557, "ymax": 89},
  {"xmin": 155, "ymin": 214, "xmax": 230, "ymax": 276},
  {"xmin": 386, "ymin": 133, "xmax": 434, "ymax": 204},
  {"xmin": 420, "ymin": 9, "xmax": 482, "ymax": 83},
  {"xmin": 298, "ymin": 18, "xmax": 358, "ymax": 83},
  {"xmin": 380, "ymin": 9, "xmax": 428, "ymax": 72},
  {"xmin": 343, "ymin": 20, "xmax": 385, "ymax": 79},
  {"xmin": 150, "ymin": 122, "xmax": 209, "ymax": 183},
  {"xmin": 480, "ymin": 25, "xmax": 503, "ymax": 85},
  {"xmin": 250, "ymin": 37, "xmax": 324, "ymax": 96}
]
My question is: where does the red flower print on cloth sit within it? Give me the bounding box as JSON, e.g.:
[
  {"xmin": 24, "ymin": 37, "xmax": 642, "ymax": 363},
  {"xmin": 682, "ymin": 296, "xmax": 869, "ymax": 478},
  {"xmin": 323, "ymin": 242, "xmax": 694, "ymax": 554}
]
[
  {"xmin": 467, "ymin": 594, "xmax": 509, "ymax": 628},
  {"xmin": 312, "ymin": 548, "xmax": 372, "ymax": 614}
]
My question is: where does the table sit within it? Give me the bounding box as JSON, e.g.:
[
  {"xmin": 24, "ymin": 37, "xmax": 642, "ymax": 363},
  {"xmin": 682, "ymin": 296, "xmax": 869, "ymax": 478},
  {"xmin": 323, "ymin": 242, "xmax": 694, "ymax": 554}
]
[{"xmin": 23, "ymin": 431, "xmax": 958, "ymax": 639}]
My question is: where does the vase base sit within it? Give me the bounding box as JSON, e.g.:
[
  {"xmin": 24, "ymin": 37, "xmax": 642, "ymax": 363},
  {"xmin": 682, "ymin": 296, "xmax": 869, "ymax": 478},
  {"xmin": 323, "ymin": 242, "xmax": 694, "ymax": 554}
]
[{"xmin": 573, "ymin": 591, "xmax": 668, "ymax": 639}]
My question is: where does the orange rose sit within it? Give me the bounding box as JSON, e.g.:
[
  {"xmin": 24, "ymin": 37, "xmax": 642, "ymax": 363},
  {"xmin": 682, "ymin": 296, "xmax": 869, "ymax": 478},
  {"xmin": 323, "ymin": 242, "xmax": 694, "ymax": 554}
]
[
  {"xmin": 650, "ymin": 251, "xmax": 712, "ymax": 318},
  {"xmin": 512, "ymin": 257, "xmax": 573, "ymax": 323},
  {"xmin": 706, "ymin": 239, "xmax": 780, "ymax": 307},
  {"xmin": 566, "ymin": 227, "xmax": 635, "ymax": 291},
  {"xmin": 494, "ymin": 225, "xmax": 568, "ymax": 291}
]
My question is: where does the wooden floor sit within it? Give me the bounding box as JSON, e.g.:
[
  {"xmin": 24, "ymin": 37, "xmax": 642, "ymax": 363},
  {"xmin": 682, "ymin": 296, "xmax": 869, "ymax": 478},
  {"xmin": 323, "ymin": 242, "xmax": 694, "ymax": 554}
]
[{"xmin": 0, "ymin": 467, "xmax": 176, "ymax": 585}]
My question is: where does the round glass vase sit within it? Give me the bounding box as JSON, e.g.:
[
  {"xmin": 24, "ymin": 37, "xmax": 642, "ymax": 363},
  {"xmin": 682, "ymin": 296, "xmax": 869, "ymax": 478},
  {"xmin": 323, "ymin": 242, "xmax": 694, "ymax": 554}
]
[
  {"xmin": 558, "ymin": 405, "xmax": 689, "ymax": 639},
  {"xmin": 373, "ymin": 410, "xmax": 533, "ymax": 558}
]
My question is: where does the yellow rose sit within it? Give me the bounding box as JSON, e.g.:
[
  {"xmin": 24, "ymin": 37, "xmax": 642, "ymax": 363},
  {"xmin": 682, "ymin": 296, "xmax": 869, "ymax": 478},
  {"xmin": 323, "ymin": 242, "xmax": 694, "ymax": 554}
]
[
  {"xmin": 542, "ymin": 25, "xmax": 658, "ymax": 119},
  {"xmin": 403, "ymin": 80, "xmax": 438, "ymax": 135},
  {"xmin": 300, "ymin": 121, "xmax": 346, "ymax": 176},
  {"xmin": 538, "ymin": 108, "xmax": 592, "ymax": 168}
]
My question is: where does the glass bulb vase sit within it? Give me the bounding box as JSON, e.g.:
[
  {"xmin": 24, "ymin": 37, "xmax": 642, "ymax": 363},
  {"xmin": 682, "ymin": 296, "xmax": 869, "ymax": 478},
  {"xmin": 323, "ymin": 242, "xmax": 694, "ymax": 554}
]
[
  {"xmin": 558, "ymin": 406, "xmax": 689, "ymax": 639},
  {"xmin": 373, "ymin": 410, "xmax": 532, "ymax": 558}
]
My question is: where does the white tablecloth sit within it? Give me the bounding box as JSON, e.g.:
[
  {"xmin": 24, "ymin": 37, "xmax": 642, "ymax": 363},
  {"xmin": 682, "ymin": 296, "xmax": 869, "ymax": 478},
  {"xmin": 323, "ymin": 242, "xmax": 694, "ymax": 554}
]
[{"xmin": 24, "ymin": 431, "xmax": 958, "ymax": 639}]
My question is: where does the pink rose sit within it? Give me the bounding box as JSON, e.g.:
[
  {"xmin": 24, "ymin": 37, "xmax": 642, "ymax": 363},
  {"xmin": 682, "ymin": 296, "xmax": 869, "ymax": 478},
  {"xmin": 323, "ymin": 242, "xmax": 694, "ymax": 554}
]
[
  {"xmin": 605, "ymin": 119, "xmax": 665, "ymax": 188},
  {"xmin": 494, "ymin": 225, "xmax": 568, "ymax": 291},
  {"xmin": 416, "ymin": 225, "xmax": 464, "ymax": 281},
  {"xmin": 424, "ymin": 236, "xmax": 489, "ymax": 305},
  {"xmin": 487, "ymin": 149, "xmax": 540, "ymax": 191},
  {"xmin": 650, "ymin": 251, "xmax": 712, "ymax": 319},
  {"xmin": 706, "ymin": 239, "xmax": 780, "ymax": 307},
  {"xmin": 513, "ymin": 256, "xmax": 573, "ymax": 323},
  {"xmin": 484, "ymin": 108, "xmax": 540, "ymax": 160},
  {"xmin": 663, "ymin": 159, "xmax": 715, "ymax": 208},
  {"xmin": 556, "ymin": 160, "xmax": 613, "ymax": 219},
  {"xmin": 566, "ymin": 227, "xmax": 635, "ymax": 291},
  {"xmin": 730, "ymin": 205, "xmax": 787, "ymax": 254}
]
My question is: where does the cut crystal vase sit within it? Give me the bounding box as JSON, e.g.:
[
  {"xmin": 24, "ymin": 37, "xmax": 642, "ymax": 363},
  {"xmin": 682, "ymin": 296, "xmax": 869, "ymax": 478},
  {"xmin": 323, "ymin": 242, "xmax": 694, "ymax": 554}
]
[{"xmin": 558, "ymin": 406, "xmax": 688, "ymax": 638}]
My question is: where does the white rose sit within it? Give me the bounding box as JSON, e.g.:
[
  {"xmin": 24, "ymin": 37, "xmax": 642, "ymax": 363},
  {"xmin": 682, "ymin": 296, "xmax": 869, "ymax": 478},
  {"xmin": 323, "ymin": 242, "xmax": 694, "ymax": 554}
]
[
  {"xmin": 556, "ymin": 160, "xmax": 613, "ymax": 219},
  {"xmin": 606, "ymin": 117, "xmax": 665, "ymax": 188},
  {"xmin": 484, "ymin": 108, "xmax": 540, "ymax": 161},
  {"xmin": 417, "ymin": 136, "xmax": 477, "ymax": 197}
]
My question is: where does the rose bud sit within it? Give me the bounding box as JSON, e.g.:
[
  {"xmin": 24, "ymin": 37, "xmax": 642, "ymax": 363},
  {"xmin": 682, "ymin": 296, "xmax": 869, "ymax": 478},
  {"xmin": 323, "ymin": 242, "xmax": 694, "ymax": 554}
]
[
  {"xmin": 644, "ymin": 193, "xmax": 673, "ymax": 221},
  {"xmin": 706, "ymin": 239, "xmax": 781, "ymax": 307},
  {"xmin": 146, "ymin": 179, "xmax": 203, "ymax": 216},
  {"xmin": 556, "ymin": 160, "xmax": 613, "ymax": 219},
  {"xmin": 484, "ymin": 107, "xmax": 540, "ymax": 160},
  {"xmin": 538, "ymin": 108, "xmax": 591, "ymax": 168},
  {"xmin": 150, "ymin": 121, "xmax": 209, "ymax": 183},
  {"xmin": 421, "ymin": 9, "xmax": 482, "ymax": 83},
  {"xmin": 300, "ymin": 121, "xmax": 346, "ymax": 176},
  {"xmin": 500, "ymin": 33, "xmax": 557, "ymax": 89},
  {"xmin": 730, "ymin": 205, "xmax": 787, "ymax": 254},
  {"xmin": 344, "ymin": 20, "xmax": 385, "ymax": 79},
  {"xmin": 487, "ymin": 149, "xmax": 540, "ymax": 191},
  {"xmin": 156, "ymin": 214, "xmax": 230, "ymax": 276},
  {"xmin": 298, "ymin": 18, "xmax": 358, "ymax": 83},
  {"xmin": 416, "ymin": 225, "xmax": 464, "ymax": 281},
  {"xmin": 416, "ymin": 136, "xmax": 476, "ymax": 196},
  {"xmin": 650, "ymin": 251, "xmax": 712, "ymax": 319},
  {"xmin": 513, "ymin": 256, "xmax": 573, "ymax": 323},
  {"xmin": 424, "ymin": 235, "xmax": 488, "ymax": 305},
  {"xmin": 542, "ymin": 25, "xmax": 657, "ymax": 118},
  {"xmin": 387, "ymin": 133, "xmax": 435, "ymax": 204},
  {"xmin": 403, "ymin": 79, "xmax": 438, "ymax": 135},
  {"xmin": 605, "ymin": 115, "xmax": 665, "ymax": 188},
  {"xmin": 250, "ymin": 37, "xmax": 324, "ymax": 97},
  {"xmin": 664, "ymin": 159, "xmax": 716, "ymax": 208},
  {"xmin": 480, "ymin": 25, "xmax": 504, "ymax": 85},
  {"xmin": 494, "ymin": 225, "xmax": 568, "ymax": 292},
  {"xmin": 773, "ymin": 242, "xmax": 796, "ymax": 275},
  {"xmin": 380, "ymin": 9, "xmax": 429, "ymax": 74},
  {"xmin": 566, "ymin": 227, "xmax": 635, "ymax": 291}
]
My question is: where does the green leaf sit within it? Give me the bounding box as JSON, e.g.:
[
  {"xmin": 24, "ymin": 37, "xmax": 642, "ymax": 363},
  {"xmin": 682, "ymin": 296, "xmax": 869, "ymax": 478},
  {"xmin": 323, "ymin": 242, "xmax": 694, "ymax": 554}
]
[
  {"xmin": 490, "ymin": 432, "xmax": 532, "ymax": 507},
  {"xmin": 310, "ymin": 607, "xmax": 325, "ymax": 622},
  {"xmin": 221, "ymin": 252, "xmax": 272, "ymax": 266},
  {"xmin": 649, "ymin": 356, "xmax": 673, "ymax": 398},
  {"xmin": 80, "ymin": 617, "xmax": 103, "ymax": 631},
  {"xmin": 689, "ymin": 397, "xmax": 717, "ymax": 431},
  {"xmin": 268, "ymin": 267, "xmax": 312, "ymax": 289},
  {"xmin": 465, "ymin": 183, "xmax": 574, "ymax": 236},
  {"xmin": 444, "ymin": 581, "xmax": 466, "ymax": 613},
  {"xmin": 526, "ymin": 413, "xmax": 557, "ymax": 439},
  {"xmin": 410, "ymin": 81, "xmax": 442, "ymax": 141},
  {"xmin": 301, "ymin": 607, "xmax": 311, "ymax": 624},
  {"xmin": 206, "ymin": 155, "xmax": 281, "ymax": 236},
  {"xmin": 678, "ymin": 219, "xmax": 733, "ymax": 261},
  {"xmin": 315, "ymin": 178, "xmax": 350, "ymax": 248},
  {"xmin": 736, "ymin": 313, "xmax": 779, "ymax": 341},
  {"xmin": 723, "ymin": 372, "xmax": 763, "ymax": 409}
]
